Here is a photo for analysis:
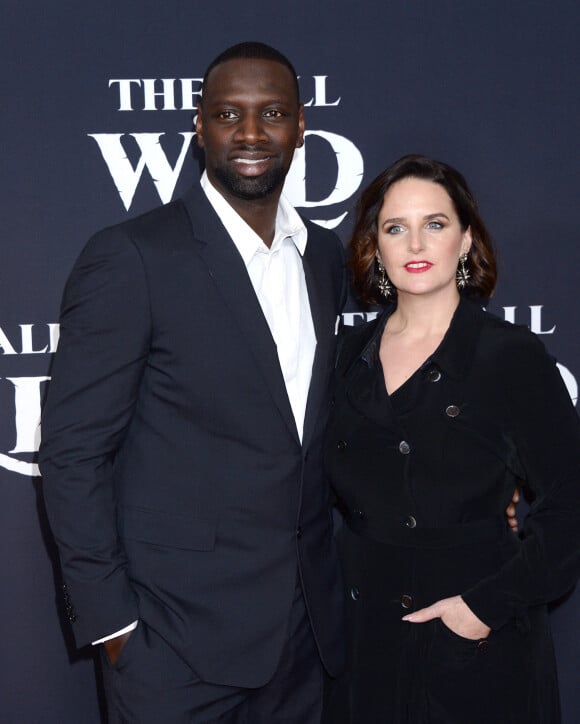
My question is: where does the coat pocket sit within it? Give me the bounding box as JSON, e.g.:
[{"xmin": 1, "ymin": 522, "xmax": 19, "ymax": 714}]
[
  {"xmin": 437, "ymin": 618, "xmax": 484, "ymax": 648},
  {"xmin": 422, "ymin": 619, "xmax": 490, "ymax": 722},
  {"xmin": 429, "ymin": 618, "xmax": 484, "ymax": 669}
]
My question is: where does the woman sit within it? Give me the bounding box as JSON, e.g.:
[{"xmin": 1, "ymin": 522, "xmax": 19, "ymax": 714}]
[{"xmin": 324, "ymin": 155, "xmax": 580, "ymax": 723}]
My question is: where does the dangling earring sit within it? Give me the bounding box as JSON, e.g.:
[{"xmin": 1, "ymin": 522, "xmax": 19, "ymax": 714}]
[
  {"xmin": 456, "ymin": 253, "xmax": 470, "ymax": 289},
  {"xmin": 376, "ymin": 256, "xmax": 393, "ymax": 299}
]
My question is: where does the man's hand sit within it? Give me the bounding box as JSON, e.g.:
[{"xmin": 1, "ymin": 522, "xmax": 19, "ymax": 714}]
[
  {"xmin": 402, "ymin": 595, "xmax": 491, "ymax": 640},
  {"xmin": 103, "ymin": 630, "xmax": 133, "ymax": 666},
  {"xmin": 505, "ymin": 486, "xmax": 520, "ymax": 532}
]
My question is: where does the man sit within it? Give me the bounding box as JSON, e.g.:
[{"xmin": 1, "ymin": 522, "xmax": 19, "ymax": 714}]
[{"xmin": 40, "ymin": 42, "xmax": 346, "ymax": 723}]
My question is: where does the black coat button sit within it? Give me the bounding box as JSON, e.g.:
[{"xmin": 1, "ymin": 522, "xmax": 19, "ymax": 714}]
[
  {"xmin": 446, "ymin": 405, "xmax": 460, "ymax": 418},
  {"xmin": 354, "ymin": 509, "xmax": 365, "ymax": 519},
  {"xmin": 337, "ymin": 440, "xmax": 347, "ymax": 450},
  {"xmin": 428, "ymin": 369, "xmax": 442, "ymax": 382},
  {"xmin": 477, "ymin": 639, "xmax": 489, "ymax": 652},
  {"xmin": 401, "ymin": 594, "xmax": 413, "ymax": 609},
  {"xmin": 404, "ymin": 515, "xmax": 417, "ymax": 528},
  {"xmin": 350, "ymin": 586, "xmax": 360, "ymax": 601},
  {"xmin": 296, "ymin": 527, "xmax": 303, "ymax": 539},
  {"xmin": 399, "ymin": 440, "xmax": 411, "ymax": 455}
]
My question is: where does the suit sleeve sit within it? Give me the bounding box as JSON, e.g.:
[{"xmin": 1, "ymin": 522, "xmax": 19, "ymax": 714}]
[
  {"xmin": 40, "ymin": 227, "xmax": 150, "ymax": 647},
  {"xmin": 462, "ymin": 329, "xmax": 580, "ymax": 629}
]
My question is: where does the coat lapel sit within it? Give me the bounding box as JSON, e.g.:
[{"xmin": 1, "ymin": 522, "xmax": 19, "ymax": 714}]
[{"xmin": 181, "ymin": 186, "xmax": 300, "ymax": 444}]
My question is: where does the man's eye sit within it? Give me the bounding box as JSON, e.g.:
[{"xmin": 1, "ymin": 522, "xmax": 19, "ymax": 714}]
[
  {"xmin": 264, "ymin": 109, "xmax": 283, "ymax": 118},
  {"xmin": 218, "ymin": 111, "xmax": 237, "ymax": 120}
]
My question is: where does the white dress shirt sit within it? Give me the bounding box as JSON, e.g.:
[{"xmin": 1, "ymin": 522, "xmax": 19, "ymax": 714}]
[
  {"xmin": 94, "ymin": 174, "xmax": 316, "ymax": 645},
  {"xmin": 201, "ymin": 172, "xmax": 317, "ymax": 442}
]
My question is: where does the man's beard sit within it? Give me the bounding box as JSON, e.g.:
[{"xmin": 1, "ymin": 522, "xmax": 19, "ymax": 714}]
[{"xmin": 212, "ymin": 163, "xmax": 288, "ymax": 201}]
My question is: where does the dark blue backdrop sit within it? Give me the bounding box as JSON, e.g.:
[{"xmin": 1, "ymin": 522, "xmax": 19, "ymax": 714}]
[{"xmin": 1, "ymin": 1, "xmax": 578, "ymax": 721}]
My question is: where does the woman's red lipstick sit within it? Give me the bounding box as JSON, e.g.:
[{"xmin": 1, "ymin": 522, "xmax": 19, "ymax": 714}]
[{"xmin": 404, "ymin": 261, "xmax": 433, "ymax": 273}]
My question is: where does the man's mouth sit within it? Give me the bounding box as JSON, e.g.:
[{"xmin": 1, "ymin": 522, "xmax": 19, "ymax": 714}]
[{"xmin": 230, "ymin": 155, "xmax": 273, "ymax": 175}]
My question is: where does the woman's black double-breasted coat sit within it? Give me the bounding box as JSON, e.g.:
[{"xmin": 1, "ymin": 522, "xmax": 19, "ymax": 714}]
[{"xmin": 323, "ymin": 298, "xmax": 580, "ymax": 723}]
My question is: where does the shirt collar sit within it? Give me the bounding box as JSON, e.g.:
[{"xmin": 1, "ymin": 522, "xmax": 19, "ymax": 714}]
[{"xmin": 200, "ymin": 172, "xmax": 307, "ymax": 266}]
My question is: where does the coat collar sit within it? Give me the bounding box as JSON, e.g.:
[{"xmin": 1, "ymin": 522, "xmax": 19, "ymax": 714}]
[{"xmin": 356, "ymin": 296, "xmax": 486, "ymax": 381}]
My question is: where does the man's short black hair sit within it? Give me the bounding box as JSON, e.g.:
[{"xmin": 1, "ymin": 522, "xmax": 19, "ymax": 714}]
[{"xmin": 200, "ymin": 41, "xmax": 300, "ymax": 104}]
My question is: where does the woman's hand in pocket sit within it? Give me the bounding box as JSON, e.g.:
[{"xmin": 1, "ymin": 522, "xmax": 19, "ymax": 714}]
[{"xmin": 402, "ymin": 595, "xmax": 491, "ymax": 640}]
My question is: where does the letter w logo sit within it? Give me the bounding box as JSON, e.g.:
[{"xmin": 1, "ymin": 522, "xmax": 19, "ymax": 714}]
[{"xmin": 88, "ymin": 132, "xmax": 195, "ymax": 210}]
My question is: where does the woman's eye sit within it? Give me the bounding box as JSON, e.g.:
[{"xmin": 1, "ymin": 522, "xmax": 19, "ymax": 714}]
[
  {"xmin": 387, "ymin": 225, "xmax": 404, "ymax": 234},
  {"xmin": 427, "ymin": 220, "xmax": 443, "ymax": 229}
]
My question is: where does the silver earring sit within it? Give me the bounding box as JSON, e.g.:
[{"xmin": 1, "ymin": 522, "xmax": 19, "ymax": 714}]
[
  {"xmin": 456, "ymin": 253, "xmax": 470, "ymax": 289},
  {"xmin": 376, "ymin": 257, "xmax": 393, "ymax": 298}
]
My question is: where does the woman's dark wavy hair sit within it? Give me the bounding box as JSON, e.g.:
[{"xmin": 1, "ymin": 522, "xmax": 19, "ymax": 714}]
[{"xmin": 349, "ymin": 154, "xmax": 497, "ymax": 305}]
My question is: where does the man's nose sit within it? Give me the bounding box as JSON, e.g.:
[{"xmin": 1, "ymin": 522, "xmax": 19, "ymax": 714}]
[{"xmin": 235, "ymin": 114, "xmax": 267, "ymax": 144}]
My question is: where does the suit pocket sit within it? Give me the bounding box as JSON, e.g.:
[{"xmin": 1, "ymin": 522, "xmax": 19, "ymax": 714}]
[
  {"xmin": 108, "ymin": 621, "xmax": 143, "ymax": 672},
  {"xmin": 120, "ymin": 506, "xmax": 217, "ymax": 551}
]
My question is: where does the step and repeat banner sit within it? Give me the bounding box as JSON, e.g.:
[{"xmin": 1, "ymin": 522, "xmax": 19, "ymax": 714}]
[{"xmin": 2, "ymin": 1, "xmax": 579, "ymax": 721}]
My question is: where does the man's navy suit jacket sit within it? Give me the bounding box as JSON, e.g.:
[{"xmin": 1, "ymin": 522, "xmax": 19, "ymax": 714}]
[{"xmin": 39, "ymin": 184, "xmax": 347, "ymax": 687}]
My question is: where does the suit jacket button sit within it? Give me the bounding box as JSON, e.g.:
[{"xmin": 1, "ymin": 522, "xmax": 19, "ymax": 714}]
[
  {"xmin": 350, "ymin": 586, "xmax": 360, "ymax": 601},
  {"xmin": 401, "ymin": 594, "xmax": 413, "ymax": 609},
  {"xmin": 477, "ymin": 639, "xmax": 489, "ymax": 652},
  {"xmin": 446, "ymin": 405, "xmax": 460, "ymax": 417},
  {"xmin": 296, "ymin": 526, "xmax": 303, "ymax": 539},
  {"xmin": 404, "ymin": 515, "xmax": 417, "ymax": 529},
  {"xmin": 337, "ymin": 440, "xmax": 347, "ymax": 450},
  {"xmin": 354, "ymin": 509, "xmax": 365, "ymax": 519},
  {"xmin": 428, "ymin": 369, "xmax": 442, "ymax": 382},
  {"xmin": 399, "ymin": 440, "xmax": 411, "ymax": 455}
]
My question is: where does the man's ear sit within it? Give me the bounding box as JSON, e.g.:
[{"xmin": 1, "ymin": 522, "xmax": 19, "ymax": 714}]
[
  {"xmin": 195, "ymin": 104, "xmax": 205, "ymax": 148},
  {"xmin": 296, "ymin": 103, "xmax": 305, "ymax": 148}
]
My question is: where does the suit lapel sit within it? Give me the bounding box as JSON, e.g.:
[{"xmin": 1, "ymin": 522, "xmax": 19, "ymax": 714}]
[
  {"xmin": 181, "ymin": 186, "xmax": 300, "ymax": 444},
  {"xmin": 301, "ymin": 234, "xmax": 334, "ymax": 451}
]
